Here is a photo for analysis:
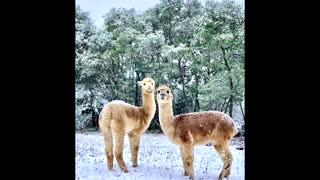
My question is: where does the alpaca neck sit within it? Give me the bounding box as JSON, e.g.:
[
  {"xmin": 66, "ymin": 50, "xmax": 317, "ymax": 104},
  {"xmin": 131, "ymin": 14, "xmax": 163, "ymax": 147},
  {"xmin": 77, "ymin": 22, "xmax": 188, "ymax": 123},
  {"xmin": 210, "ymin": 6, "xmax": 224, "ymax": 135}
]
[
  {"xmin": 141, "ymin": 93, "xmax": 156, "ymax": 119},
  {"xmin": 158, "ymin": 101, "xmax": 175, "ymax": 138},
  {"xmin": 142, "ymin": 93, "xmax": 155, "ymax": 110}
]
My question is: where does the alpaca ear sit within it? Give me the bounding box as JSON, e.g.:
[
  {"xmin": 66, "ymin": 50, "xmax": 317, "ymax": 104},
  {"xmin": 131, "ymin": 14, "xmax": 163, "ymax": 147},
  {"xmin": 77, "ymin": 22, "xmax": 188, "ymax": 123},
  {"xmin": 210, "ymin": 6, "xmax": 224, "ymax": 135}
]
[{"xmin": 170, "ymin": 93, "xmax": 174, "ymax": 100}]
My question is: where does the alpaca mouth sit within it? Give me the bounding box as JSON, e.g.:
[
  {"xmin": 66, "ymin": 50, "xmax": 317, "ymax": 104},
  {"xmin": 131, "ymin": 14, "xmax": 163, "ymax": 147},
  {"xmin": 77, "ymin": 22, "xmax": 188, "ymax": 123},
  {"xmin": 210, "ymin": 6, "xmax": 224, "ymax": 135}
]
[
  {"xmin": 160, "ymin": 95, "xmax": 166, "ymax": 100},
  {"xmin": 147, "ymin": 89, "xmax": 153, "ymax": 93}
]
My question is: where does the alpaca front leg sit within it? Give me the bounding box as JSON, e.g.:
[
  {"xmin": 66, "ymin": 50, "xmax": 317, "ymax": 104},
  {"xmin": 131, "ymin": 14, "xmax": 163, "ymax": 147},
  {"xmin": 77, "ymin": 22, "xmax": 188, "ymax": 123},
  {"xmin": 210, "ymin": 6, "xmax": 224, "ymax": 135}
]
[
  {"xmin": 214, "ymin": 143, "xmax": 233, "ymax": 180},
  {"xmin": 182, "ymin": 145, "xmax": 194, "ymax": 180},
  {"xmin": 129, "ymin": 133, "xmax": 141, "ymax": 167},
  {"xmin": 114, "ymin": 132, "xmax": 128, "ymax": 172},
  {"xmin": 179, "ymin": 146, "xmax": 188, "ymax": 176}
]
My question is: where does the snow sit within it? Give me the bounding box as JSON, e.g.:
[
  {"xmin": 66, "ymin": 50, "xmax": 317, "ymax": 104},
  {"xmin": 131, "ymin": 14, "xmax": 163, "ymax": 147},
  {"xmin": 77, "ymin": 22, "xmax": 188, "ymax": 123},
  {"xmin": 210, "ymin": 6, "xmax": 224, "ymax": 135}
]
[{"xmin": 76, "ymin": 132, "xmax": 244, "ymax": 180}]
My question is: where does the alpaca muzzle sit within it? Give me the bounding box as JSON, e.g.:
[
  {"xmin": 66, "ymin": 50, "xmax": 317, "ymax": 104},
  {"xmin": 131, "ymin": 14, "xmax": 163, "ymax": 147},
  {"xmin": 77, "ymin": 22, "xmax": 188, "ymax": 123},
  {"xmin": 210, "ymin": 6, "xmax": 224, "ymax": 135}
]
[{"xmin": 146, "ymin": 86, "xmax": 153, "ymax": 93}]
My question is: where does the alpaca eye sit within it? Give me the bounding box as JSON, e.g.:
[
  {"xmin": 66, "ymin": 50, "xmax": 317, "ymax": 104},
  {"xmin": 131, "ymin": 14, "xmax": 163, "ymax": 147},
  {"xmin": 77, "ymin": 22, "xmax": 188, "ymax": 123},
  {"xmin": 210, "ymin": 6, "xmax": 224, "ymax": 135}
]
[
  {"xmin": 167, "ymin": 90, "xmax": 169, "ymax": 93},
  {"xmin": 157, "ymin": 90, "xmax": 160, "ymax": 93},
  {"xmin": 151, "ymin": 83, "xmax": 153, "ymax": 85},
  {"xmin": 143, "ymin": 83, "xmax": 146, "ymax": 85}
]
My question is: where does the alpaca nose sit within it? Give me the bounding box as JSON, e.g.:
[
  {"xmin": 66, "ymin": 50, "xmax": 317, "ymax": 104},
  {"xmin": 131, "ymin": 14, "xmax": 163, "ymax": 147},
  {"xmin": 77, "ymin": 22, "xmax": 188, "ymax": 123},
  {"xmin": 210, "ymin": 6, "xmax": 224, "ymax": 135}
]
[
  {"xmin": 160, "ymin": 94, "xmax": 165, "ymax": 99},
  {"xmin": 147, "ymin": 86, "xmax": 151, "ymax": 90}
]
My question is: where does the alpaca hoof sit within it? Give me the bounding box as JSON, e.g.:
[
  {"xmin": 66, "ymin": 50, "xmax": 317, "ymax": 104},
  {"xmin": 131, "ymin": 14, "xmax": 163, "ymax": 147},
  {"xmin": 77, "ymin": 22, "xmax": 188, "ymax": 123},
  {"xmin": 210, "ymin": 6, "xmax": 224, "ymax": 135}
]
[
  {"xmin": 184, "ymin": 171, "xmax": 189, "ymax": 176},
  {"xmin": 189, "ymin": 175, "xmax": 194, "ymax": 180},
  {"xmin": 224, "ymin": 168, "xmax": 231, "ymax": 177},
  {"xmin": 224, "ymin": 171, "xmax": 231, "ymax": 177},
  {"xmin": 107, "ymin": 165, "xmax": 113, "ymax": 171},
  {"xmin": 133, "ymin": 164, "xmax": 138, "ymax": 167},
  {"xmin": 120, "ymin": 165, "xmax": 129, "ymax": 173}
]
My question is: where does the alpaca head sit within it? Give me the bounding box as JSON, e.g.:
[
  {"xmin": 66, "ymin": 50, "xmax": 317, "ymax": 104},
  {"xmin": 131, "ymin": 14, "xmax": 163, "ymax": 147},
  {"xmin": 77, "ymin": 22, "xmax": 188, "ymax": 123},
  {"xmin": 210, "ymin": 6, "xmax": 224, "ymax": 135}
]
[
  {"xmin": 156, "ymin": 85, "xmax": 173, "ymax": 105},
  {"xmin": 138, "ymin": 77, "xmax": 155, "ymax": 94}
]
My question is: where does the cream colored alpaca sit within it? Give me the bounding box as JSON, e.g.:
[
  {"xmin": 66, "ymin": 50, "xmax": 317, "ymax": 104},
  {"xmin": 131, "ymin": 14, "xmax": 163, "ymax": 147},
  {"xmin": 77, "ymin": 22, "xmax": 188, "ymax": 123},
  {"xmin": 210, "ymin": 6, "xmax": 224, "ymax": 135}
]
[
  {"xmin": 156, "ymin": 85, "xmax": 238, "ymax": 180},
  {"xmin": 99, "ymin": 77, "xmax": 156, "ymax": 172}
]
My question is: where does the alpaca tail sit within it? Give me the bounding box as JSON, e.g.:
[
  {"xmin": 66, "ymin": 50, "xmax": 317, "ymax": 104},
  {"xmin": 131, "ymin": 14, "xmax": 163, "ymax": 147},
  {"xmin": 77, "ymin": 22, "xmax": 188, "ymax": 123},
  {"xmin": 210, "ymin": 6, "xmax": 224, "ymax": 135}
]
[
  {"xmin": 232, "ymin": 126, "xmax": 239, "ymax": 137},
  {"xmin": 99, "ymin": 105, "xmax": 112, "ymax": 136},
  {"xmin": 229, "ymin": 117, "xmax": 238, "ymax": 137}
]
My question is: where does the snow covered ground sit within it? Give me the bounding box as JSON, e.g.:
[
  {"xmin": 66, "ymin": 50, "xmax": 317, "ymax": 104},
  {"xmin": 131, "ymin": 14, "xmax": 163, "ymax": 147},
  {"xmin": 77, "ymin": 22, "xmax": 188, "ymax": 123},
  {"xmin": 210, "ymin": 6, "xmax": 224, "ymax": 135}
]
[{"xmin": 76, "ymin": 132, "xmax": 244, "ymax": 180}]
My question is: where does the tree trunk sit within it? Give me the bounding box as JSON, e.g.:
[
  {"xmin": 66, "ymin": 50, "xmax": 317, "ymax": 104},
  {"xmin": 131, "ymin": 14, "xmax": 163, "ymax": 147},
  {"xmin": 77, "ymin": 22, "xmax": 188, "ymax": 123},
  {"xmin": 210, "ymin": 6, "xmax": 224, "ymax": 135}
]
[
  {"xmin": 221, "ymin": 46, "xmax": 234, "ymax": 118},
  {"xmin": 135, "ymin": 70, "xmax": 140, "ymax": 106},
  {"xmin": 228, "ymin": 75, "xmax": 234, "ymax": 117},
  {"xmin": 157, "ymin": 53, "xmax": 162, "ymax": 85},
  {"xmin": 168, "ymin": 25, "xmax": 173, "ymax": 45},
  {"xmin": 228, "ymin": 93, "xmax": 233, "ymax": 118},
  {"xmin": 239, "ymin": 100, "xmax": 245, "ymax": 121},
  {"xmin": 224, "ymin": 99, "xmax": 230, "ymax": 114},
  {"xmin": 178, "ymin": 58, "xmax": 188, "ymax": 113},
  {"xmin": 91, "ymin": 106, "xmax": 98, "ymax": 130},
  {"xmin": 194, "ymin": 75, "xmax": 200, "ymax": 112},
  {"xmin": 88, "ymin": 92, "xmax": 97, "ymax": 129},
  {"xmin": 220, "ymin": 97, "xmax": 227, "ymax": 112},
  {"xmin": 111, "ymin": 58, "xmax": 118, "ymax": 100}
]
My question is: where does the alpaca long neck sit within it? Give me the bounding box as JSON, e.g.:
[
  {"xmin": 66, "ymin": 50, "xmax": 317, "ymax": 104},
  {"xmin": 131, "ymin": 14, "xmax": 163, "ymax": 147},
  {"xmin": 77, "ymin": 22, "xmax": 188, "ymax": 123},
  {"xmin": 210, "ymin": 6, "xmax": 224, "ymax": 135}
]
[
  {"xmin": 159, "ymin": 101, "xmax": 175, "ymax": 138},
  {"xmin": 141, "ymin": 93, "xmax": 156, "ymax": 124},
  {"xmin": 142, "ymin": 93, "xmax": 155, "ymax": 111}
]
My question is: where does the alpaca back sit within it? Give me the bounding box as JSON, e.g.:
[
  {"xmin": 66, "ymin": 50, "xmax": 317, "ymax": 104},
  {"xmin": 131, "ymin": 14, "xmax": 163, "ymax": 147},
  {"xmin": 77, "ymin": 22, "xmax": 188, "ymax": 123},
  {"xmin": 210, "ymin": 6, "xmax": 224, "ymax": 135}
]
[{"xmin": 172, "ymin": 111, "xmax": 237, "ymax": 145}]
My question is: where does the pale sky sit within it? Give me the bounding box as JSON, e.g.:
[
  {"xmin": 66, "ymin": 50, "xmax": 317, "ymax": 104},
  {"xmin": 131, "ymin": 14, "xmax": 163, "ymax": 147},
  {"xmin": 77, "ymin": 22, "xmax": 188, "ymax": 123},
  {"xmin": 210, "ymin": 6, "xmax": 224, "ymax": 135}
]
[{"xmin": 76, "ymin": 0, "xmax": 244, "ymax": 28}]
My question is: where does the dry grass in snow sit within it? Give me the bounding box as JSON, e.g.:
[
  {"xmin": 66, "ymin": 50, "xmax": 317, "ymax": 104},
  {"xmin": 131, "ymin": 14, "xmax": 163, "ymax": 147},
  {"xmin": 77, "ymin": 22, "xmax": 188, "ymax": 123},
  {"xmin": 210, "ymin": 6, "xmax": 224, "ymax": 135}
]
[{"xmin": 76, "ymin": 132, "xmax": 244, "ymax": 180}]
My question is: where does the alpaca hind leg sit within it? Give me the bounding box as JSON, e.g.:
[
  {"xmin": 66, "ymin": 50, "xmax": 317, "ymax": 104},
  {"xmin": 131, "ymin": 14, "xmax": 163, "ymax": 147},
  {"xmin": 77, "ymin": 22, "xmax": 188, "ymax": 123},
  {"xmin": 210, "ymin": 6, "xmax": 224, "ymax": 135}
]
[
  {"xmin": 222, "ymin": 144, "xmax": 232, "ymax": 178},
  {"xmin": 214, "ymin": 143, "xmax": 233, "ymax": 180},
  {"xmin": 114, "ymin": 132, "xmax": 128, "ymax": 172},
  {"xmin": 99, "ymin": 108, "xmax": 114, "ymax": 170},
  {"xmin": 129, "ymin": 133, "xmax": 141, "ymax": 167},
  {"xmin": 103, "ymin": 130, "xmax": 113, "ymax": 170}
]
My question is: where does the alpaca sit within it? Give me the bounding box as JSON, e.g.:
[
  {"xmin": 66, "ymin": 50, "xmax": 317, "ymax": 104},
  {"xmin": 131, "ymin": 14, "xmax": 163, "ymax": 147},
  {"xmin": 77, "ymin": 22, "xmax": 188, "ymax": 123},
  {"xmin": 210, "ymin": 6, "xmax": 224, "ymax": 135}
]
[
  {"xmin": 156, "ymin": 85, "xmax": 238, "ymax": 180},
  {"xmin": 99, "ymin": 77, "xmax": 156, "ymax": 173}
]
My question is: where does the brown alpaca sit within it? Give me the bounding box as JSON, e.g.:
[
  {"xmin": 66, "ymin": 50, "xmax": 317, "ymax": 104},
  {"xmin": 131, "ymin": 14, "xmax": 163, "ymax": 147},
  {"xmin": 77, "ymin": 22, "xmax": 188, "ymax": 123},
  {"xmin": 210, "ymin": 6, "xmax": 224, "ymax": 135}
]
[
  {"xmin": 99, "ymin": 77, "xmax": 156, "ymax": 173},
  {"xmin": 156, "ymin": 85, "xmax": 238, "ymax": 180}
]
